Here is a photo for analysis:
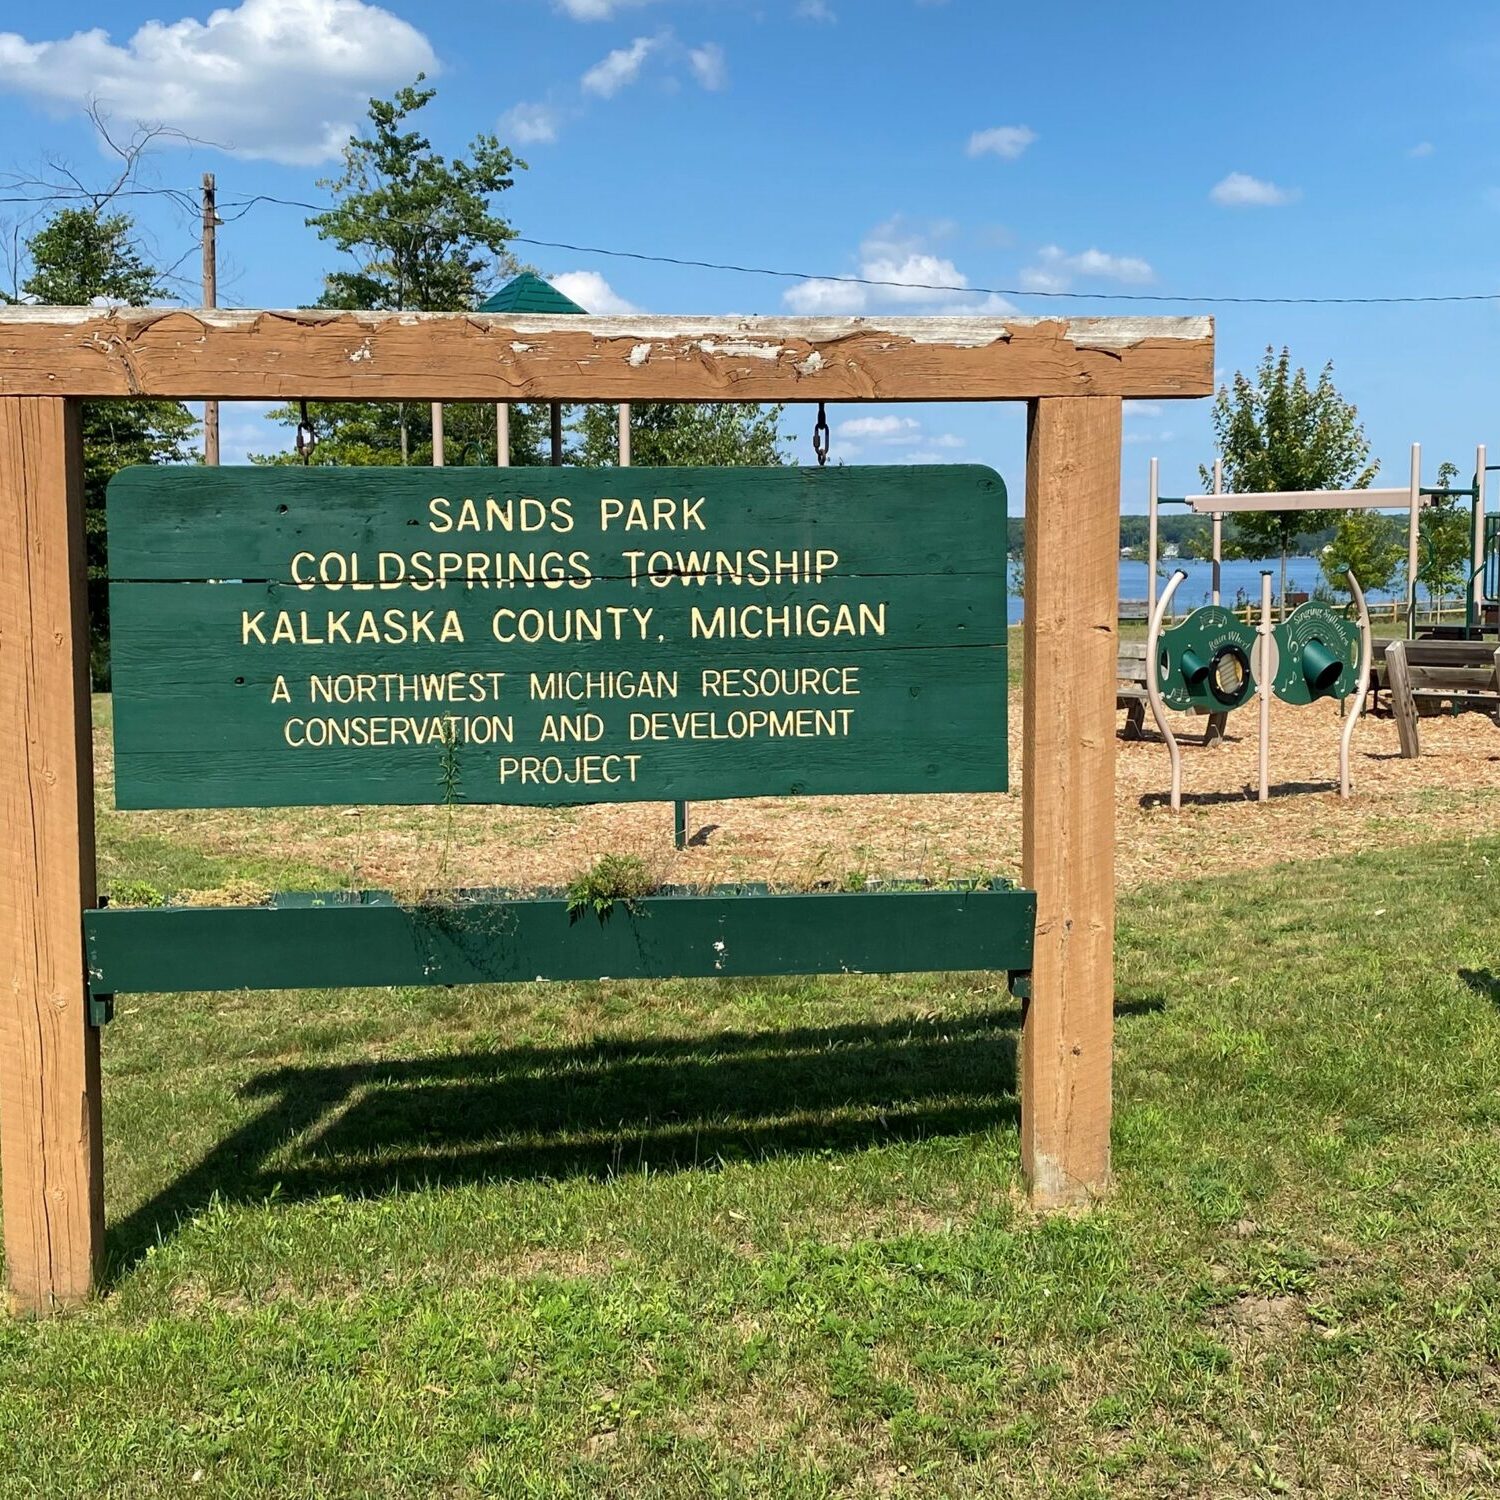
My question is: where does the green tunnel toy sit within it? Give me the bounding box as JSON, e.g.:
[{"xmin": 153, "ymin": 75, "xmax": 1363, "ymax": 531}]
[
  {"xmin": 1154, "ymin": 607, "xmax": 1259, "ymax": 715},
  {"xmin": 1271, "ymin": 602, "xmax": 1362, "ymax": 705}
]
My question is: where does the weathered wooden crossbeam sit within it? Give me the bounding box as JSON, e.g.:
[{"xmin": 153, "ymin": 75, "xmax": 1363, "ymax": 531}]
[{"xmin": 0, "ymin": 308, "xmax": 1214, "ymax": 402}]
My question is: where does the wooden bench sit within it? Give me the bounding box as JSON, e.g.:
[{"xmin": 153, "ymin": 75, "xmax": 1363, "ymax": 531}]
[
  {"xmin": 1374, "ymin": 637, "xmax": 1500, "ymax": 757},
  {"xmin": 1118, "ymin": 598, "xmax": 1150, "ymax": 624},
  {"xmin": 1117, "ymin": 639, "xmax": 1228, "ymax": 744}
]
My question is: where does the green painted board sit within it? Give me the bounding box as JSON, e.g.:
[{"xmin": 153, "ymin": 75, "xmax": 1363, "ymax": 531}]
[
  {"xmin": 84, "ymin": 885, "xmax": 1036, "ymax": 994},
  {"xmin": 106, "ymin": 466, "xmax": 1008, "ymax": 808}
]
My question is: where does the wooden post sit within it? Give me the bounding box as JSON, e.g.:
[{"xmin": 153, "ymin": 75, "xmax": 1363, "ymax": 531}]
[
  {"xmin": 1021, "ymin": 397, "xmax": 1121, "ymax": 1206},
  {"xmin": 201, "ymin": 174, "xmax": 219, "ymax": 467},
  {"xmin": 431, "ymin": 402, "xmax": 445, "ymax": 467},
  {"xmin": 495, "ymin": 404, "xmax": 510, "ymax": 467},
  {"xmin": 0, "ymin": 398, "xmax": 104, "ymax": 1313},
  {"xmin": 1385, "ymin": 639, "xmax": 1420, "ymax": 758}
]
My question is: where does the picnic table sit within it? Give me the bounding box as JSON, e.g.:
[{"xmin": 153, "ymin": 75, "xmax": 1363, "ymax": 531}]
[
  {"xmin": 1117, "ymin": 639, "xmax": 1228, "ymax": 745},
  {"xmin": 1367, "ymin": 636, "xmax": 1500, "ymax": 757}
]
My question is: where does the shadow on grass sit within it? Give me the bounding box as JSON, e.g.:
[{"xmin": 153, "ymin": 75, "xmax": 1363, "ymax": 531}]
[
  {"xmin": 104, "ymin": 999, "xmax": 1161, "ymax": 1281},
  {"xmin": 1458, "ymin": 968, "xmax": 1500, "ymax": 1007}
]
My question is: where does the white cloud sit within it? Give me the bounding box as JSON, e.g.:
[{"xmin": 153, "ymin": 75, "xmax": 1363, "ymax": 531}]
[
  {"xmin": 784, "ymin": 219, "xmax": 1022, "ymax": 316},
  {"xmin": 502, "ymin": 101, "xmax": 560, "ymax": 145},
  {"xmin": 1407, "ymin": 141, "xmax": 1434, "ymax": 159},
  {"xmin": 1209, "ymin": 171, "xmax": 1299, "ymax": 207},
  {"xmin": 966, "ymin": 125, "xmax": 1036, "ymax": 161},
  {"xmin": 581, "ymin": 35, "xmax": 660, "ymax": 97},
  {"xmin": 783, "ymin": 277, "xmax": 868, "ymax": 314},
  {"xmin": 549, "ymin": 270, "xmax": 638, "ymax": 314},
  {"xmin": 555, "ymin": 0, "xmax": 658, "ymax": 17},
  {"xmin": 1019, "ymin": 244, "xmax": 1153, "ymax": 291},
  {"xmin": 0, "ymin": 0, "xmax": 436, "ymax": 166},
  {"xmin": 785, "ymin": 251, "xmax": 966, "ymax": 314},
  {"xmin": 796, "ymin": 0, "xmax": 837, "ymax": 20},
  {"xmin": 837, "ymin": 415, "xmax": 921, "ymax": 440},
  {"xmin": 832, "ymin": 415, "xmax": 963, "ymax": 459},
  {"xmin": 688, "ymin": 42, "xmax": 727, "ymax": 91},
  {"xmin": 1125, "ymin": 401, "xmax": 1163, "ymax": 418}
]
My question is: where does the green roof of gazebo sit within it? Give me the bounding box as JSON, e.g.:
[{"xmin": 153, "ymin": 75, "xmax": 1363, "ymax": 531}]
[{"xmin": 477, "ymin": 271, "xmax": 587, "ymax": 315}]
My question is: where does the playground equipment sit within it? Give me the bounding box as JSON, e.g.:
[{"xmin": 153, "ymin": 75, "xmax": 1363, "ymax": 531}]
[
  {"xmin": 1146, "ymin": 444, "xmax": 1492, "ymax": 638},
  {"xmin": 1146, "ymin": 567, "xmax": 1370, "ymax": 810}
]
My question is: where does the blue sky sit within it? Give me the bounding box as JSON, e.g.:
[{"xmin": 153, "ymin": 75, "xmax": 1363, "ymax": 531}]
[{"xmin": 1, "ymin": 0, "xmax": 1496, "ymax": 508}]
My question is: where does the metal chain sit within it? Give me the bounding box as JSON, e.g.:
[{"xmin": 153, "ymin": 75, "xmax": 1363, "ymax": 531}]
[
  {"xmin": 295, "ymin": 400, "xmax": 317, "ymax": 464},
  {"xmin": 812, "ymin": 401, "xmax": 830, "ymax": 467}
]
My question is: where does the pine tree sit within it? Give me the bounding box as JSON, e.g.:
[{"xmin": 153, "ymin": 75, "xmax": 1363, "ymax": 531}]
[{"xmin": 259, "ymin": 77, "xmax": 526, "ymax": 463}]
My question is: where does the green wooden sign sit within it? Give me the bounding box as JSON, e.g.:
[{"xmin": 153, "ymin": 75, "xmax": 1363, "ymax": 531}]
[
  {"xmin": 1271, "ymin": 601, "xmax": 1361, "ymax": 705},
  {"xmin": 107, "ymin": 465, "xmax": 1008, "ymax": 808},
  {"xmin": 1154, "ymin": 606, "xmax": 1258, "ymax": 714}
]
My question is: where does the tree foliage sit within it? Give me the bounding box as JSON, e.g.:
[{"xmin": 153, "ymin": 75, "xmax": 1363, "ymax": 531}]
[
  {"xmin": 261, "ymin": 77, "xmax": 526, "ymax": 463},
  {"xmin": 258, "ymin": 80, "xmax": 792, "ymax": 471},
  {"xmin": 1205, "ymin": 347, "xmax": 1375, "ymax": 610},
  {"xmin": 309, "ymin": 76, "xmax": 523, "ymax": 314},
  {"xmin": 1418, "ymin": 461, "xmax": 1473, "ymax": 617},
  {"xmin": 15, "ymin": 208, "xmax": 197, "ymax": 684},
  {"xmin": 1319, "ymin": 510, "xmax": 1406, "ymax": 597},
  {"xmin": 575, "ymin": 402, "xmax": 788, "ymax": 468},
  {"xmin": 255, "ymin": 400, "xmax": 559, "ymax": 467}
]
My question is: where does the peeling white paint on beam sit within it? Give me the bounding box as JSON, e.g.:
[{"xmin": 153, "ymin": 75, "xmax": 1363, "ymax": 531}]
[
  {"xmin": 0, "ymin": 305, "xmax": 1213, "ymax": 349},
  {"xmin": 694, "ymin": 338, "xmax": 783, "ymax": 362}
]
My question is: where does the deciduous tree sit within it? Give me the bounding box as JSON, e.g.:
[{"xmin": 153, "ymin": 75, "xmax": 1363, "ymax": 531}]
[
  {"xmin": 575, "ymin": 403, "xmax": 788, "ymax": 468},
  {"xmin": 1204, "ymin": 348, "xmax": 1375, "ymax": 615}
]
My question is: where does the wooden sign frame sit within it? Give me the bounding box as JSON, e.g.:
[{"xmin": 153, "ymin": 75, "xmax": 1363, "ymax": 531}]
[{"xmin": 0, "ymin": 309, "xmax": 1214, "ymax": 1314}]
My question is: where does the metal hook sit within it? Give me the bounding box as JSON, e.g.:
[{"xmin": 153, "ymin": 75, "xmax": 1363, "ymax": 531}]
[
  {"xmin": 812, "ymin": 402, "xmax": 830, "ymax": 467},
  {"xmin": 295, "ymin": 400, "xmax": 317, "ymax": 464}
]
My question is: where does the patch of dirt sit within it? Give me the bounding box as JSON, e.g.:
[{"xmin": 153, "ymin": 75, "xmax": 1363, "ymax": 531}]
[
  {"xmin": 94, "ymin": 691, "xmax": 1500, "ymax": 900},
  {"xmin": 1215, "ymin": 1293, "xmax": 1305, "ymax": 1337}
]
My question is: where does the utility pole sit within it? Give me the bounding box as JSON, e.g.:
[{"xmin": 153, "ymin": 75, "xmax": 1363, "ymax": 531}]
[{"xmin": 201, "ymin": 173, "xmax": 219, "ymax": 466}]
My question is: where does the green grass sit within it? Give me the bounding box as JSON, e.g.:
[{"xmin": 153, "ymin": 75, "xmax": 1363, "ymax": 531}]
[{"xmin": 1, "ymin": 826, "xmax": 1498, "ymax": 1496}]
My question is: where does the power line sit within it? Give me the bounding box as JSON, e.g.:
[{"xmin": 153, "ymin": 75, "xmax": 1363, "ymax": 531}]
[
  {"xmin": 18, "ymin": 186, "xmax": 1500, "ymax": 308},
  {"xmin": 505, "ymin": 237, "xmax": 1500, "ymax": 308}
]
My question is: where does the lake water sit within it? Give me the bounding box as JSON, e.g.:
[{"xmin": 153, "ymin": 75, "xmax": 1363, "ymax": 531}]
[{"xmin": 1006, "ymin": 555, "xmax": 1411, "ymax": 624}]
